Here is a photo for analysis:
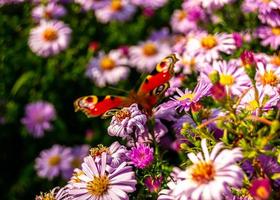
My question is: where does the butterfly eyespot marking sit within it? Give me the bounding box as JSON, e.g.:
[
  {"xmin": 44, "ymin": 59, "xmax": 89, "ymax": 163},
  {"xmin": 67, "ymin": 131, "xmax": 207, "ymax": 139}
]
[{"xmin": 152, "ymin": 82, "xmax": 170, "ymax": 96}]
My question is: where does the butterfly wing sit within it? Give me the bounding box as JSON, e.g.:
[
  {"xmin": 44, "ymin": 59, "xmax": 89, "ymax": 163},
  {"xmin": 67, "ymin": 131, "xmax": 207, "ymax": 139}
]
[
  {"xmin": 137, "ymin": 54, "xmax": 178, "ymax": 95},
  {"xmin": 74, "ymin": 95, "xmax": 127, "ymax": 118}
]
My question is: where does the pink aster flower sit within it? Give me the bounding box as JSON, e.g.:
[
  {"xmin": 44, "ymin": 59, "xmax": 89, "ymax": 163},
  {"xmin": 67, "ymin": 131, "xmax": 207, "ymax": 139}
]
[
  {"xmin": 28, "ymin": 20, "xmax": 71, "ymax": 57},
  {"xmin": 95, "ymin": 0, "xmax": 136, "ymax": 23},
  {"xmin": 131, "ymin": 0, "xmax": 167, "ymax": 9},
  {"xmin": 35, "ymin": 186, "xmax": 70, "ymax": 200},
  {"xmin": 129, "ymin": 40, "xmax": 171, "ymax": 72},
  {"xmin": 69, "ymin": 152, "xmax": 136, "ymax": 200},
  {"xmin": 255, "ymin": 61, "xmax": 280, "ymax": 91},
  {"xmin": 74, "ymin": 0, "xmax": 110, "ymax": 11},
  {"xmin": 259, "ymin": 9, "xmax": 280, "ymax": 27},
  {"xmin": 108, "ymin": 104, "xmax": 147, "ymax": 140},
  {"xmin": 256, "ymin": 26, "xmax": 280, "ymax": 50},
  {"xmin": 186, "ymin": 32, "xmax": 236, "ymax": 63},
  {"xmin": 35, "ymin": 145, "xmax": 73, "ymax": 180},
  {"xmin": 86, "ymin": 49, "xmax": 130, "ymax": 87},
  {"xmin": 127, "ymin": 143, "xmax": 154, "ymax": 169},
  {"xmin": 242, "ymin": 0, "xmax": 260, "ymax": 13},
  {"xmin": 201, "ymin": 60, "xmax": 251, "ymax": 96},
  {"xmin": 32, "ymin": 3, "xmax": 66, "ymax": 22},
  {"xmin": 256, "ymin": 0, "xmax": 280, "ymax": 12},
  {"xmin": 199, "ymin": 0, "xmax": 236, "ymax": 9},
  {"xmin": 239, "ymin": 86, "xmax": 279, "ymax": 112},
  {"xmin": 166, "ymin": 80, "xmax": 212, "ymax": 112},
  {"xmin": 170, "ymin": 139, "xmax": 244, "ymax": 200},
  {"xmin": 21, "ymin": 101, "xmax": 56, "ymax": 138}
]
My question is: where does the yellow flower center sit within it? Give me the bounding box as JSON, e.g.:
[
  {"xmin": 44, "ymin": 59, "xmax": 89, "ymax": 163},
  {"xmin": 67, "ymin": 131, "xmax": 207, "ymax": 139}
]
[
  {"xmin": 90, "ymin": 145, "xmax": 109, "ymax": 158},
  {"xmin": 48, "ymin": 155, "xmax": 61, "ymax": 166},
  {"xmin": 201, "ymin": 35, "xmax": 217, "ymax": 49},
  {"xmin": 87, "ymin": 176, "xmax": 109, "ymax": 196},
  {"xmin": 71, "ymin": 158, "xmax": 82, "ymax": 168},
  {"xmin": 271, "ymin": 27, "xmax": 280, "ymax": 35},
  {"xmin": 70, "ymin": 170, "xmax": 84, "ymax": 183},
  {"xmin": 177, "ymin": 93, "xmax": 194, "ymax": 101},
  {"xmin": 115, "ymin": 108, "xmax": 131, "ymax": 122},
  {"xmin": 35, "ymin": 192, "xmax": 55, "ymax": 200},
  {"xmin": 111, "ymin": 0, "xmax": 123, "ymax": 11},
  {"xmin": 191, "ymin": 162, "xmax": 216, "ymax": 184},
  {"xmin": 262, "ymin": 0, "xmax": 271, "ymax": 3},
  {"xmin": 142, "ymin": 43, "xmax": 158, "ymax": 56},
  {"xmin": 260, "ymin": 71, "xmax": 278, "ymax": 86},
  {"xmin": 247, "ymin": 100, "xmax": 259, "ymax": 111},
  {"xmin": 220, "ymin": 74, "xmax": 235, "ymax": 86},
  {"xmin": 43, "ymin": 28, "xmax": 58, "ymax": 41},
  {"xmin": 178, "ymin": 10, "xmax": 187, "ymax": 21},
  {"xmin": 271, "ymin": 55, "xmax": 280, "ymax": 66},
  {"xmin": 256, "ymin": 186, "xmax": 269, "ymax": 199},
  {"xmin": 100, "ymin": 56, "xmax": 116, "ymax": 70}
]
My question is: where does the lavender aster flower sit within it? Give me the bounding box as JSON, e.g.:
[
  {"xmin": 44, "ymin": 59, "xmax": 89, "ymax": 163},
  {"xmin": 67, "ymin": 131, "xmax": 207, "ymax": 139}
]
[
  {"xmin": 95, "ymin": 0, "xmax": 136, "ymax": 23},
  {"xmin": 171, "ymin": 139, "xmax": 244, "ymax": 200},
  {"xmin": 108, "ymin": 103, "xmax": 147, "ymax": 139},
  {"xmin": 35, "ymin": 145, "xmax": 73, "ymax": 180},
  {"xmin": 131, "ymin": 0, "xmax": 167, "ymax": 9},
  {"xmin": 128, "ymin": 143, "xmax": 154, "ymax": 169},
  {"xmin": 28, "ymin": 20, "xmax": 71, "ymax": 57},
  {"xmin": 259, "ymin": 9, "xmax": 280, "ymax": 27},
  {"xmin": 74, "ymin": 0, "xmax": 110, "ymax": 11},
  {"xmin": 32, "ymin": 3, "xmax": 66, "ymax": 22},
  {"xmin": 256, "ymin": 26, "xmax": 280, "ymax": 50},
  {"xmin": 21, "ymin": 101, "xmax": 56, "ymax": 138},
  {"xmin": 69, "ymin": 152, "xmax": 136, "ymax": 200}
]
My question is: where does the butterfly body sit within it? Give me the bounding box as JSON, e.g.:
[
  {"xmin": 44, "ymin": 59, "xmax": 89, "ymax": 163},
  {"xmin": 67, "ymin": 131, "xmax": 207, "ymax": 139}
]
[{"xmin": 74, "ymin": 54, "xmax": 179, "ymax": 118}]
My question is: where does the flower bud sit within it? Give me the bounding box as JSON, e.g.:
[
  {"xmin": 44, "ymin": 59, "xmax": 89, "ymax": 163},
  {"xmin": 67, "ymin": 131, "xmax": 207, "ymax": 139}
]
[
  {"xmin": 210, "ymin": 83, "xmax": 226, "ymax": 101},
  {"xmin": 240, "ymin": 50, "xmax": 256, "ymax": 80}
]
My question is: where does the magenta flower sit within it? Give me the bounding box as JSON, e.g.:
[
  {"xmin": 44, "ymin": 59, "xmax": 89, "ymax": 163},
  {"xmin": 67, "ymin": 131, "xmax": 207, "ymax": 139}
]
[
  {"xmin": 35, "ymin": 145, "xmax": 73, "ymax": 180},
  {"xmin": 128, "ymin": 144, "xmax": 154, "ymax": 169},
  {"xmin": 108, "ymin": 104, "xmax": 147, "ymax": 140},
  {"xmin": 249, "ymin": 178, "xmax": 271, "ymax": 200},
  {"xmin": 144, "ymin": 176, "xmax": 163, "ymax": 193},
  {"xmin": 21, "ymin": 101, "xmax": 56, "ymax": 138}
]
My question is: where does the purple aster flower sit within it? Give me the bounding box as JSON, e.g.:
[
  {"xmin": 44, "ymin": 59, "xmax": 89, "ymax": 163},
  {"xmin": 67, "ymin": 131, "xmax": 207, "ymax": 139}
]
[
  {"xmin": 69, "ymin": 153, "xmax": 136, "ymax": 200},
  {"xmin": 28, "ymin": 20, "xmax": 71, "ymax": 57},
  {"xmin": 35, "ymin": 145, "xmax": 73, "ymax": 180},
  {"xmin": 86, "ymin": 49, "xmax": 130, "ymax": 87},
  {"xmin": 256, "ymin": 0, "xmax": 280, "ymax": 13},
  {"xmin": 0, "ymin": 0, "xmax": 24, "ymax": 5},
  {"xmin": 201, "ymin": 60, "xmax": 251, "ymax": 96},
  {"xmin": 172, "ymin": 114, "xmax": 195, "ymax": 135},
  {"xmin": 74, "ymin": 0, "xmax": 110, "ymax": 11},
  {"xmin": 144, "ymin": 175, "xmax": 163, "ymax": 193},
  {"xmin": 259, "ymin": 9, "xmax": 280, "ymax": 27},
  {"xmin": 149, "ymin": 27, "xmax": 170, "ymax": 42},
  {"xmin": 131, "ymin": 0, "xmax": 167, "ymax": 9},
  {"xmin": 95, "ymin": 0, "xmax": 136, "ymax": 23},
  {"xmin": 35, "ymin": 186, "xmax": 70, "ymax": 200},
  {"xmin": 62, "ymin": 145, "xmax": 89, "ymax": 179},
  {"xmin": 165, "ymin": 80, "xmax": 212, "ymax": 112},
  {"xmin": 249, "ymin": 178, "xmax": 271, "ymax": 200},
  {"xmin": 32, "ymin": 3, "xmax": 66, "ymax": 22},
  {"xmin": 21, "ymin": 101, "xmax": 56, "ymax": 138},
  {"xmin": 127, "ymin": 143, "xmax": 154, "ymax": 169},
  {"xmin": 256, "ymin": 26, "xmax": 280, "ymax": 50},
  {"xmin": 108, "ymin": 103, "xmax": 147, "ymax": 140},
  {"xmin": 165, "ymin": 76, "xmax": 184, "ymax": 96}
]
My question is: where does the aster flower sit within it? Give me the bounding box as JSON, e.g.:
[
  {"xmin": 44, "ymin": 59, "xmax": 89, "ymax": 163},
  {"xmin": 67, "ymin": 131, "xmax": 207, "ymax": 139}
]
[
  {"xmin": 166, "ymin": 80, "xmax": 212, "ymax": 112},
  {"xmin": 256, "ymin": 26, "xmax": 280, "ymax": 50},
  {"xmin": 0, "ymin": 0, "xmax": 24, "ymax": 5},
  {"xmin": 200, "ymin": 0, "xmax": 236, "ymax": 9},
  {"xmin": 108, "ymin": 104, "xmax": 147, "ymax": 140},
  {"xmin": 21, "ymin": 101, "xmax": 56, "ymax": 138},
  {"xmin": 172, "ymin": 114, "xmax": 195, "ymax": 135},
  {"xmin": 256, "ymin": 0, "xmax": 280, "ymax": 12},
  {"xmin": 131, "ymin": 0, "xmax": 167, "ymax": 9},
  {"xmin": 249, "ymin": 178, "xmax": 271, "ymax": 200},
  {"xmin": 171, "ymin": 139, "xmax": 244, "ymax": 200},
  {"xmin": 127, "ymin": 143, "xmax": 154, "ymax": 169},
  {"xmin": 95, "ymin": 0, "xmax": 136, "ymax": 23},
  {"xmin": 35, "ymin": 186, "xmax": 70, "ymax": 200},
  {"xmin": 32, "ymin": 3, "xmax": 66, "ymax": 22},
  {"xmin": 62, "ymin": 145, "xmax": 90, "ymax": 179},
  {"xmin": 69, "ymin": 152, "xmax": 136, "ymax": 200},
  {"xmin": 149, "ymin": 27, "xmax": 170, "ymax": 42},
  {"xmin": 74, "ymin": 0, "xmax": 110, "ymax": 11},
  {"xmin": 201, "ymin": 60, "xmax": 251, "ymax": 96},
  {"xmin": 239, "ymin": 86, "xmax": 279, "ymax": 112},
  {"xmin": 187, "ymin": 32, "xmax": 236, "ymax": 63},
  {"xmin": 28, "ymin": 20, "xmax": 71, "ymax": 57},
  {"xmin": 86, "ymin": 49, "xmax": 130, "ymax": 87},
  {"xmin": 255, "ymin": 61, "xmax": 280, "ymax": 91},
  {"xmin": 35, "ymin": 145, "xmax": 73, "ymax": 180},
  {"xmin": 258, "ymin": 9, "xmax": 280, "ymax": 27},
  {"xmin": 165, "ymin": 76, "xmax": 184, "ymax": 96},
  {"xmin": 129, "ymin": 40, "xmax": 171, "ymax": 72}
]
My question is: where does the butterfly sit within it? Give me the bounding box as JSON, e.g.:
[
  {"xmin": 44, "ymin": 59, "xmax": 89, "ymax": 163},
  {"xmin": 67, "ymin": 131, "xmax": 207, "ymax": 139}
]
[{"xmin": 74, "ymin": 54, "xmax": 179, "ymax": 118}]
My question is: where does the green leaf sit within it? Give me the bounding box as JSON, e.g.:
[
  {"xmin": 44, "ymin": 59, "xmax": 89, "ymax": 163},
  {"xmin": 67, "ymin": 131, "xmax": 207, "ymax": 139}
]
[{"xmin": 11, "ymin": 71, "xmax": 35, "ymax": 96}]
